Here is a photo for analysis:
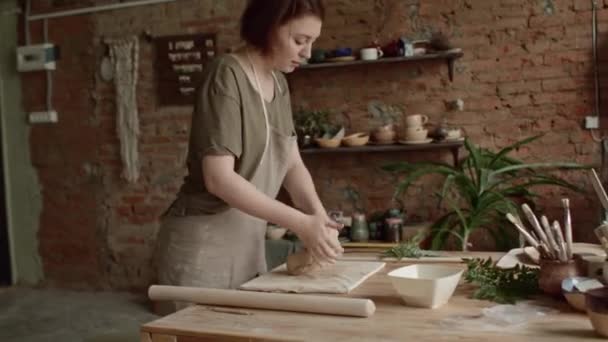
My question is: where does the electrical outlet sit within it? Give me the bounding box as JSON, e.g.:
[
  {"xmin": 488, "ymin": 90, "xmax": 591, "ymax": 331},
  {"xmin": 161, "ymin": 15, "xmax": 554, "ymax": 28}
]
[
  {"xmin": 28, "ymin": 110, "xmax": 58, "ymax": 124},
  {"xmin": 585, "ymin": 116, "xmax": 599, "ymax": 129}
]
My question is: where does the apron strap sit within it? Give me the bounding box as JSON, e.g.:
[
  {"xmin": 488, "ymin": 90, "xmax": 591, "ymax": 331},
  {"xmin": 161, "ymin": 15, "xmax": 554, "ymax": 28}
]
[{"xmin": 246, "ymin": 50, "xmax": 271, "ymax": 168}]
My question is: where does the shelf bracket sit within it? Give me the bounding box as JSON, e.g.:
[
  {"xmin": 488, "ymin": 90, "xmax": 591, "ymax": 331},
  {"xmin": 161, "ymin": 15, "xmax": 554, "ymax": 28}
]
[
  {"xmin": 447, "ymin": 57, "xmax": 456, "ymax": 82},
  {"xmin": 451, "ymin": 147, "xmax": 460, "ymax": 167}
]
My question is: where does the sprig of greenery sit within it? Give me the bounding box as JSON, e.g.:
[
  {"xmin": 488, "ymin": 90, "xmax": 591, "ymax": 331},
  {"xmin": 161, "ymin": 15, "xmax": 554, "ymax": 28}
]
[
  {"xmin": 381, "ymin": 233, "xmax": 435, "ymax": 260},
  {"xmin": 463, "ymin": 257, "xmax": 540, "ymax": 304}
]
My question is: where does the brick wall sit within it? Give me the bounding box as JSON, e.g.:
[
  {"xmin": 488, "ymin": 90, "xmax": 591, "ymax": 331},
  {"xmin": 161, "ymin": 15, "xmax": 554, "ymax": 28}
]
[{"xmin": 20, "ymin": 0, "xmax": 605, "ymax": 289}]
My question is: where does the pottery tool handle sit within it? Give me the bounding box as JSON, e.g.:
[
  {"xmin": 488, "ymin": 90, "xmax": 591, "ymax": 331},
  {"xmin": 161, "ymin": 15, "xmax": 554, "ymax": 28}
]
[
  {"xmin": 551, "ymin": 221, "xmax": 568, "ymax": 262},
  {"xmin": 552, "ymin": 218, "xmax": 568, "ymax": 260},
  {"xmin": 148, "ymin": 285, "xmax": 376, "ymax": 318},
  {"xmin": 590, "ymin": 169, "xmax": 608, "ymax": 212},
  {"xmin": 506, "ymin": 213, "xmax": 546, "ymax": 258},
  {"xmin": 540, "ymin": 215, "xmax": 559, "ymax": 256},
  {"xmin": 521, "ymin": 204, "xmax": 554, "ymax": 259},
  {"xmin": 562, "ymin": 198, "xmax": 573, "ymax": 259}
]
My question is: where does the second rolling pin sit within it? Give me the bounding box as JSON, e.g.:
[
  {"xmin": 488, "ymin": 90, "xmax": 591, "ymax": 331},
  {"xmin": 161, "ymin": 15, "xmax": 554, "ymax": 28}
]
[{"xmin": 149, "ymin": 285, "xmax": 376, "ymax": 318}]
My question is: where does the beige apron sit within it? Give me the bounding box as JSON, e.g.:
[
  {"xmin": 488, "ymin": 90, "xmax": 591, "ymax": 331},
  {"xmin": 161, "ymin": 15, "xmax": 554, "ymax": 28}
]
[{"xmin": 155, "ymin": 52, "xmax": 295, "ymax": 289}]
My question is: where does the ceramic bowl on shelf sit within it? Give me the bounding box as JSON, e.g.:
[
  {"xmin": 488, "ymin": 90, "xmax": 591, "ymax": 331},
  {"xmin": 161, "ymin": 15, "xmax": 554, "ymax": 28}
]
[
  {"xmin": 402, "ymin": 128, "xmax": 428, "ymax": 142},
  {"xmin": 342, "ymin": 132, "xmax": 370, "ymax": 147},
  {"xmin": 315, "ymin": 137, "xmax": 341, "ymax": 148},
  {"xmin": 388, "ymin": 264, "xmax": 464, "ymax": 309}
]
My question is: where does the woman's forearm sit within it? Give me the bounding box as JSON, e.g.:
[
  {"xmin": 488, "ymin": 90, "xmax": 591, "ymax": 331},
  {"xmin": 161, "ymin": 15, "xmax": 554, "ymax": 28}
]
[
  {"xmin": 204, "ymin": 157, "xmax": 308, "ymax": 233},
  {"xmin": 283, "ymin": 159, "xmax": 325, "ymax": 216}
]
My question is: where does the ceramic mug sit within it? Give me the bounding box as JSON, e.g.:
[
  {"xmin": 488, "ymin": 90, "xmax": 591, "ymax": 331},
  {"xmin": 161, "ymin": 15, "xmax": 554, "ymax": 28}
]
[
  {"xmin": 405, "ymin": 114, "xmax": 429, "ymax": 127},
  {"xmin": 404, "ymin": 126, "xmax": 425, "ymax": 133},
  {"xmin": 404, "ymin": 128, "xmax": 428, "ymax": 141},
  {"xmin": 360, "ymin": 47, "xmax": 383, "ymax": 61}
]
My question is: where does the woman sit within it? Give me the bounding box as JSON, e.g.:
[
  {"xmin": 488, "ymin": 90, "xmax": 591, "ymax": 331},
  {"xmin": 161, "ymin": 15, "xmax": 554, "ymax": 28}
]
[{"xmin": 155, "ymin": 0, "xmax": 342, "ymax": 291}]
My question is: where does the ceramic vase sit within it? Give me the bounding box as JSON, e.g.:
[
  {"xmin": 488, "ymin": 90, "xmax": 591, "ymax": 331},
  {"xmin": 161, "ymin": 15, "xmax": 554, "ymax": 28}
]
[
  {"xmin": 538, "ymin": 259, "xmax": 583, "ymax": 296},
  {"xmin": 350, "ymin": 212, "xmax": 369, "ymax": 242}
]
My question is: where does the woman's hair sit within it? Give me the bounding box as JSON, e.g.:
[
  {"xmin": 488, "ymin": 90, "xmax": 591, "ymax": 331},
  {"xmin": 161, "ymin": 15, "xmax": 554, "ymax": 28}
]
[{"xmin": 240, "ymin": 0, "xmax": 325, "ymax": 54}]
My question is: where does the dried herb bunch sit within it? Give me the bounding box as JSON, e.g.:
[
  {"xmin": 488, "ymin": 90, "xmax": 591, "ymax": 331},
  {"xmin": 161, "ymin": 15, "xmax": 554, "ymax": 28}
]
[
  {"xmin": 463, "ymin": 258, "xmax": 540, "ymax": 304},
  {"xmin": 381, "ymin": 233, "xmax": 435, "ymax": 260}
]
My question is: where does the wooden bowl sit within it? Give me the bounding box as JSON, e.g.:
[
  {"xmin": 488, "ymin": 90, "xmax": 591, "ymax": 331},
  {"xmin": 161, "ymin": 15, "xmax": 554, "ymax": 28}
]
[
  {"xmin": 342, "ymin": 132, "xmax": 370, "ymax": 147},
  {"xmin": 315, "ymin": 137, "xmax": 341, "ymax": 148}
]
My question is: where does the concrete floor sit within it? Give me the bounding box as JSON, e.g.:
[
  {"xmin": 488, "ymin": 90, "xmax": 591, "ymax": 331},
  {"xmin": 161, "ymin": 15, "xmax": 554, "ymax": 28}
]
[{"xmin": 0, "ymin": 287, "xmax": 159, "ymax": 342}]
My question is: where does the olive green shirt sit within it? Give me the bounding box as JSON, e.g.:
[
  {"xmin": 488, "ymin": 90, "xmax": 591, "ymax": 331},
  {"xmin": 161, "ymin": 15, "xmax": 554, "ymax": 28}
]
[{"xmin": 166, "ymin": 54, "xmax": 295, "ymax": 216}]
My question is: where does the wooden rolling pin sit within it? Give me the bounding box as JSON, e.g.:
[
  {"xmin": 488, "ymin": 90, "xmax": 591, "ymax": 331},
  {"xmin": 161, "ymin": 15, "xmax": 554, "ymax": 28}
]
[{"xmin": 149, "ymin": 285, "xmax": 376, "ymax": 318}]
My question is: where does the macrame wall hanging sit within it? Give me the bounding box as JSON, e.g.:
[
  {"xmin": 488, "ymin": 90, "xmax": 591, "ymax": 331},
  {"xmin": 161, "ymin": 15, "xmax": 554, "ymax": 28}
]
[{"xmin": 105, "ymin": 36, "xmax": 140, "ymax": 183}]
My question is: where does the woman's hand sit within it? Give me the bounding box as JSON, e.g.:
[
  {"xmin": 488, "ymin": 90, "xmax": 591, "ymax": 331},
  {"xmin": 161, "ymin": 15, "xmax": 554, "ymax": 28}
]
[{"xmin": 294, "ymin": 213, "xmax": 344, "ymax": 264}]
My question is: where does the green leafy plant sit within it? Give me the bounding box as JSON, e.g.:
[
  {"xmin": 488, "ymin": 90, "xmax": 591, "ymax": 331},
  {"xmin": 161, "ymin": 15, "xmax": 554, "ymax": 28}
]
[
  {"xmin": 381, "ymin": 232, "xmax": 435, "ymax": 259},
  {"xmin": 463, "ymin": 258, "xmax": 540, "ymax": 304},
  {"xmin": 382, "ymin": 135, "xmax": 586, "ymax": 251},
  {"xmin": 293, "ymin": 108, "xmax": 331, "ymax": 138},
  {"xmin": 342, "ymin": 185, "xmax": 365, "ymax": 213},
  {"xmin": 368, "ymin": 100, "xmax": 403, "ymax": 128}
]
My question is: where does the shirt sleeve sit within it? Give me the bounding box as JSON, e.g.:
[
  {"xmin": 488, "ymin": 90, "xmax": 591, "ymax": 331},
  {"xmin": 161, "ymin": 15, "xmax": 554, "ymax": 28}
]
[{"xmin": 190, "ymin": 59, "xmax": 243, "ymax": 159}]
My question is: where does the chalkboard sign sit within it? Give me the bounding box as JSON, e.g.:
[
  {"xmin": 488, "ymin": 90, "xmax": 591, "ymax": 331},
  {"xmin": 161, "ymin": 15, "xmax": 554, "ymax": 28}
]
[{"xmin": 154, "ymin": 33, "xmax": 217, "ymax": 106}]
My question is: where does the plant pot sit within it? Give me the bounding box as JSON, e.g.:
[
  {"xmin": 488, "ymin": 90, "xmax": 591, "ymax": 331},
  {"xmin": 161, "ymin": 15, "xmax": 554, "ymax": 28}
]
[
  {"xmin": 372, "ymin": 125, "xmax": 396, "ymax": 143},
  {"xmin": 538, "ymin": 259, "xmax": 583, "ymax": 296}
]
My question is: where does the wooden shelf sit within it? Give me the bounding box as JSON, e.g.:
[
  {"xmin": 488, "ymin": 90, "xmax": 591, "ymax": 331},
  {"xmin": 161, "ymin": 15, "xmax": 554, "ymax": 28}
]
[
  {"xmin": 341, "ymin": 241, "xmax": 399, "ymax": 248},
  {"xmin": 298, "ymin": 49, "xmax": 464, "ymax": 81},
  {"xmin": 300, "ymin": 140, "xmax": 464, "ymax": 165}
]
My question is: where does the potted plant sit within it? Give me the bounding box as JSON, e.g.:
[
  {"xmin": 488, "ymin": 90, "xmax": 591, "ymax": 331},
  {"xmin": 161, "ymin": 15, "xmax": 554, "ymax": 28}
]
[
  {"xmin": 368, "ymin": 100, "xmax": 403, "ymax": 143},
  {"xmin": 293, "ymin": 108, "xmax": 331, "ymax": 147},
  {"xmin": 382, "ymin": 135, "xmax": 587, "ymax": 251}
]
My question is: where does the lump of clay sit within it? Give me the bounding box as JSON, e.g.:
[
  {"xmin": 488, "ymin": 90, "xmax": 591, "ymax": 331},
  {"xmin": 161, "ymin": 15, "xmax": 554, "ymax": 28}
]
[
  {"xmin": 286, "ymin": 251, "xmax": 322, "ymax": 275},
  {"xmin": 286, "ymin": 229, "xmax": 340, "ymax": 276}
]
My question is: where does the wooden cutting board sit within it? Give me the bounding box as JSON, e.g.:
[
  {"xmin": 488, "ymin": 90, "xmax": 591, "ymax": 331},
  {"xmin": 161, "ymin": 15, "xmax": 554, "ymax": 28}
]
[{"xmin": 239, "ymin": 261, "xmax": 385, "ymax": 294}]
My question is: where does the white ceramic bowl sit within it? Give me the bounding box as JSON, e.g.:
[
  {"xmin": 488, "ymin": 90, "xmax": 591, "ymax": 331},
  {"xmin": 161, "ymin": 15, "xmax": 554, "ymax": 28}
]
[{"xmin": 388, "ymin": 264, "xmax": 464, "ymax": 309}]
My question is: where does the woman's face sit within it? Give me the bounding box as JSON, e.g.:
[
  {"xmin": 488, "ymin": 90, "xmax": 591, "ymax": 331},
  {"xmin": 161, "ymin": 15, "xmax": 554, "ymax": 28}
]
[{"xmin": 269, "ymin": 15, "xmax": 322, "ymax": 73}]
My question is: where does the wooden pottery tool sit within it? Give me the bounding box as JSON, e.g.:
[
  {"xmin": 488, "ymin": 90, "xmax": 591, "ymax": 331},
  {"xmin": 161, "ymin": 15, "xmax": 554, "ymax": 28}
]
[
  {"xmin": 521, "ymin": 204, "xmax": 554, "ymax": 259},
  {"xmin": 562, "ymin": 198, "xmax": 574, "ymax": 259},
  {"xmin": 552, "ymin": 220, "xmax": 568, "ymax": 262},
  {"xmin": 541, "ymin": 215, "xmax": 561, "ymax": 260},
  {"xmin": 505, "ymin": 202, "xmax": 579, "ymax": 263},
  {"xmin": 506, "ymin": 213, "xmax": 543, "ymax": 254}
]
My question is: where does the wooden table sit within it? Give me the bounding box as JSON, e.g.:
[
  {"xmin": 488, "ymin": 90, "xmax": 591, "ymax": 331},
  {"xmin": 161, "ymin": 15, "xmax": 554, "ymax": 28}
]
[{"xmin": 141, "ymin": 252, "xmax": 602, "ymax": 342}]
